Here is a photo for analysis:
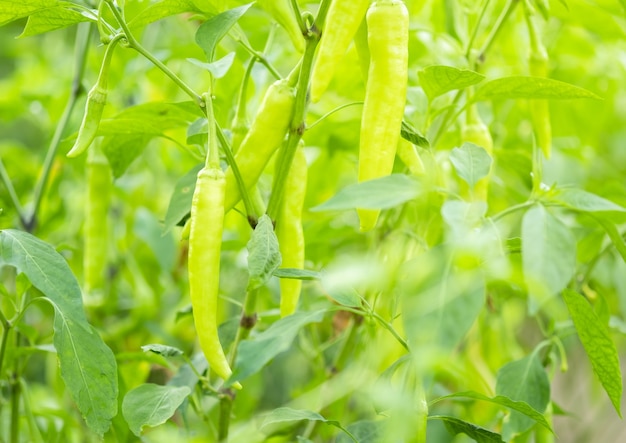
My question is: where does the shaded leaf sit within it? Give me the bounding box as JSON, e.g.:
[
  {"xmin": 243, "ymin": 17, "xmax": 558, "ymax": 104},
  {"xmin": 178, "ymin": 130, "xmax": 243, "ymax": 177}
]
[
  {"xmin": 473, "ymin": 76, "xmax": 601, "ymax": 101},
  {"xmin": 141, "ymin": 344, "xmax": 184, "ymax": 357},
  {"xmin": 496, "ymin": 354, "xmax": 550, "ymax": 440},
  {"xmin": 187, "ymin": 52, "xmax": 236, "ymax": 78},
  {"xmin": 229, "ymin": 310, "xmax": 325, "ymax": 384},
  {"xmin": 312, "ymin": 174, "xmax": 420, "ymax": 212},
  {"xmin": 261, "ymin": 408, "xmax": 326, "ymax": 429},
  {"xmin": 450, "ymin": 143, "xmax": 492, "ymax": 187},
  {"xmin": 163, "ymin": 164, "xmax": 203, "ymax": 234},
  {"xmin": 122, "ymin": 384, "xmax": 191, "ymax": 436},
  {"xmin": 430, "ymin": 416, "xmax": 504, "ymax": 443},
  {"xmin": 418, "ymin": 65, "xmax": 485, "ymax": 101},
  {"xmin": 247, "ymin": 214, "xmax": 282, "ymax": 291},
  {"xmin": 101, "ymin": 133, "xmax": 152, "ymax": 179},
  {"xmin": 401, "ymin": 120, "xmax": 430, "ymax": 148},
  {"xmin": 195, "ymin": 3, "xmax": 253, "ymax": 61},
  {"xmin": 433, "ymin": 391, "xmax": 552, "ymax": 432},
  {"xmin": 0, "ymin": 230, "xmax": 117, "ymax": 436},
  {"xmin": 273, "ymin": 268, "xmax": 321, "ymax": 281},
  {"xmin": 129, "ymin": 0, "xmax": 206, "ymax": 29},
  {"xmin": 549, "ymin": 188, "xmax": 626, "ymax": 213},
  {"xmin": 522, "ymin": 204, "xmax": 576, "ymax": 297},
  {"xmin": 562, "ymin": 289, "xmax": 622, "ymax": 416}
]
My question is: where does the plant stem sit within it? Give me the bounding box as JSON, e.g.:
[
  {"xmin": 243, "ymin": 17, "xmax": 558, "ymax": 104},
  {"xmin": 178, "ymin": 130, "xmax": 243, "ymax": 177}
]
[
  {"xmin": 215, "ymin": 123, "xmax": 256, "ymax": 224},
  {"xmin": 228, "ymin": 287, "xmax": 260, "ymax": 367},
  {"xmin": 490, "ymin": 201, "xmax": 535, "ymax": 222},
  {"xmin": 265, "ymin": 0, "xmax": 331, "ymax": 220},
  {"xmin": 234, "ymin": 39, "xmax": 282, "ymax": 80},
  {"xmin": 307, "ymin": 101, "xmax": 364, "ymax": 130},
  {"xmin": 218, "ymin": 391, "xmax": 234, "ymax": 442},
  {"xmin": 465, "ymin": 0, "xmax": 493, "ymax": 60},
  {"xmin": 329, "ymin": 315, "xmax": 362, "ymax": 374},
  {"xmin": 104, "ymin": 0, "xmax": 203, "ymax": 106},
  {"xmin": 9, "ymin": 333, "xmax": 20, "ymax": 443},
  {"xmin": 289, "ymin": 0, "xmax": 306, "ymax": 36},
  {"xmin": 0, "ymin": 159, "xmax": 26, "ymax": 228},
  {"xmin": 476, "ymin": 0, "xmax": 521, "ymax": 65},
  {"xmin": 27, "ymin": 22, "xmax": 92, "ymax": 233},
  {"xmin": 0, "ymin": 309, "xmax": 10, "ymax": 380}
]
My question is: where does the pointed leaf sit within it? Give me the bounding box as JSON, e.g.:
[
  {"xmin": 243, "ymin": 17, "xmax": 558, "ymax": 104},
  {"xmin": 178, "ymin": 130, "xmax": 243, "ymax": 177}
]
[
  {"xmin": 549, "ymin": 188, "xmax": 626, "ymax": 213},
  {"xmin": 312, "ymin": 174, "xmax": 420, "ymax": 212},
  {"xmin": 0, "ymin": 0, "xmax": 58, "ymax": 26},
  {"xmin": 273, "ymin": 268, "xmax": 321, "ymax": 281},
  {"xmin": 496, "ymin": 354, "xmax": 550, "ymax": 440},
  {"xmin": 418, "ymin": 65, "xmax": 485, "ymax": 101},
  {"xmin": 522, "ymin": 204, "xmax": 576, "ymax": 296},
  {"xmin": 18, "ymin": 3, "xmax": 94, "ymax": 38},
  {"xmin": 473, "ymin": 76, "xmax": 601, "ymax": 101},
  {"xmin": 450, "ymin": 143, "xmax": 492, "ymax": 187},
  {"xmin": 261, "ymin": 408, "xmax": 326, "ymax": 429},
  {"xmin": 229, "ymin": 310, "xmax": 325, "ymax": 384},
  {"xmin": 401, "ymin": 120, "xmax": 430, "ymax": 148},
  {"xmin": 122, "ymin": 384, "xmax": 191, "ymax": 436},
  {"xmin": 141, "ymin": 344, "xmax": 184, "ymax": 357},
  {"xmin": 195, "ymin": 3, "xmax": 253, "ymax": 61},
  {"xmin": 163, "ymin": 164, "xmax": 203, "ymax": 234},
  {"xmin": 0, "ymin": 230, "xmax": 117, "ymax": 436},
  {"xmin": 187, "ymin": 52, "xmax": 236, "ymax": 78},
  {"xmin": 247, "ymin": 214, "xmax": 282, "ymax": 291},
  {"xmin": 433, "ymin": 391, "xmax": 552, "ymax": 432},
  {"xmin": 429, "ymin": 416, "xmax": 504, "ymax": 443},
  {"xmin": 562, "ymin": 289, "xmax": 622, "ymax": 416},
  {"xmin": 128, "ymin": 0, "xmax": 205, "ymax": 29}
]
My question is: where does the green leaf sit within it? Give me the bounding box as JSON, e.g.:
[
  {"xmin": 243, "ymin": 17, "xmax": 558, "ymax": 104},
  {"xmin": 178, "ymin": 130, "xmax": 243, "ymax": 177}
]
[
  {"xmin": 496, "ymin": 354, "xmax": 550, "ymax": 440},
  {"xmin": 402, "ymin": 261, "xmax": 485, "ymax": 352},
  {"xmin": 548, "ymin": 188, "xmax": 626, "ymax": 213},
  {"xmin": 195, "ymin": 3, "xmax": 253, "ymax": 61},
  {"xmin": 261, "ymin": 408, "xmax": 356, "ymax": 442},
  {"xmin": 128, "ymin": 0, "xmax": 205, "ymax": 29},
  {"xmin": 449, "ymin": 143, "xmax": 492, "ymax": 187},
  {"xmin": 122, "ymin": 384, "xmax": 191, "ymax": 436},
  {"xmin": 247, "ymin": 214, "xmax": 282, "ymax": 291},
  {"xmin": 522, "ymin": 204, "xmax": 576, "ymax": 298},
  {"xmin": 163, "ymin": 164, "xmax": 203, "ymax": 234},
  {"xmin": 418, "ymin": 65, "xmax": 485, "ymax": 101},
  {"xmin": 0, "ymin": 0, "xmax": 58, "ymax": 26},
  {"xmin": 98, "ymin": 102, "xmax": 199, "ymax": 136},
  {"xmin": 273, "ymin": 268, "xmax": 321, "ymax": 281},
  {"xmin": 433, "ymin": 391, "xmax": 552, "ymax": 432},
  {"xmin": 229, "ymin": 310, "xmax": 325, "ymax": 384},
  {"xmin": 133, "ymin": 207, "xmax": 176, "ymax": 272},
  {"xmin": 312, "ymin": 174, "xmax": 420, "ymax": 212},
  {"xmin": 261, "ymin": 407, "xmax": 326, "ymax": 429},
  {"xmin": 186, "ymin": 117, "xmax": 208, "ymax": 147},
  {"xmin": 562, "ymin": 289, "xmax": 622, "ymax": 416},
  {"xmin": 337, "ymin": 420, "xmax": 388, "ymax": 443},
  {"xmin": 473, "ymin": 76, "xmax": 601, "ymax": 101},
  {"xmin": 18, "ymin": 2, "xmax": 93, "ymax": 38},
  {"xmin": 187, "ymin": 52, "xmax": 236, "ymax": 78},
  {"xmin": 168, "ymin": 352, "xmax": 208, "ymax": 389},
  {"xmin": 0, "ymin": 230, "xmax": 117, "ymax": 436},
  {"xmin": 101, "ymin": 134, "xmax": 152, "ymax": 179},
  {"xmin": 429, "ymin": 416, "xmax": 504, "ymax": 443},
  {"xmin": 401, "ymin": 120, "xmax": 430, "ymax": 148},
  {"xmin": 141, "ymin": 344, "xmax": 184, "ymax": 357}
]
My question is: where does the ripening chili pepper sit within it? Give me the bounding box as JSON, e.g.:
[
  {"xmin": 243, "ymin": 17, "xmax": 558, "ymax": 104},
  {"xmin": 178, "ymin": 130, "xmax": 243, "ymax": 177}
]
[
  {"xmin": 527, "ymin": 12, "xmax": 552, "ymax": 158},
  {"xmin": 276, "ymin": 145, "xmax": 307, "ymax": 317},
  {"xmin": 396, "ymin": 138, "xmax": 425, "ymax": 176},
  {"xmin": 257, "ymin": 0, "xmax": 305, "ymax": 53},
  {"xmin": 188, "ymin": 166, "xmax": 241, "ymax": 388},
  {"xmin": 223, "ymin": 78, "xmax": 296, "ymax": 213},
  {"xmin": 67, "ymin": 35, "xmax": 121, "ymax": 158},
  {"xmin": 357, "ymin": 0, "xmax": 409, "ymax": 232},
  {"xmin": 83, "ymin": 145, "xmax": 111, "ymax": 296},
  {"xmin": 310, "ymin": 0, "xmax": 371, "ymax": 103},
  {"xmin": 461, "ymin": 104, "xmax": 493, "ymax": 201}
]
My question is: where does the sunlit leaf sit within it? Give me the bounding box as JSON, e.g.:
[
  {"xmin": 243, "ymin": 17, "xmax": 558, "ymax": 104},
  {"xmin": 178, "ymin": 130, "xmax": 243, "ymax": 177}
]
[
  {"xmin": 474, "ymin": 76, "xmax": 601, "ymax": 101},
  {"xmin": 449, "ymin": 143, "xmax": 492, "ymax": 187},
  {"xmin": 418, "ymin": 65, "xmax": 485, "ymax": 101}
]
